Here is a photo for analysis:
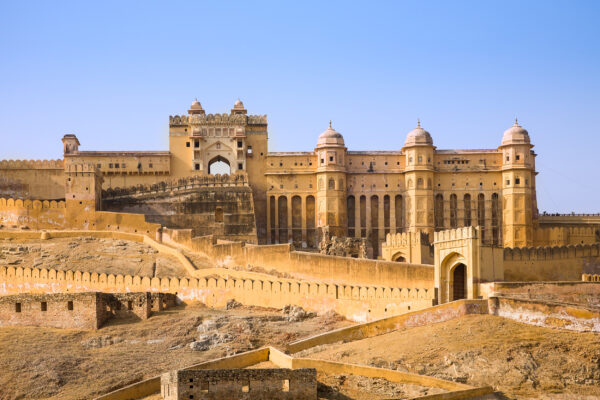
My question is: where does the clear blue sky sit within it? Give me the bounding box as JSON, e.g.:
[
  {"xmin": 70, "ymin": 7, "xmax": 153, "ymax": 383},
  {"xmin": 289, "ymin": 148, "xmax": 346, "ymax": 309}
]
[{"xmin": 1, "ymin": 1, "xmax": 599, "ymax": 213}]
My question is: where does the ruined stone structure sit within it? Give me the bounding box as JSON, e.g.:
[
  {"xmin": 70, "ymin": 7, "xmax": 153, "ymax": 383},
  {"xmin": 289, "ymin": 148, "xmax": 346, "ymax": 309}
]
[
  {"xmin": 160, "ymin": 368, "xmax": 317, "ymax": 400},
  {"xmin": 0, "ymin": 292, "xmax": 153, "ymax": 330}
]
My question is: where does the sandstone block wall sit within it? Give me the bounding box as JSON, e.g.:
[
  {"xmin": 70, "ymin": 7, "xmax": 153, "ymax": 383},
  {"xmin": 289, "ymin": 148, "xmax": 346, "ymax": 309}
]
[
  {"xmin": 102, "ymin": 174, "xmax": 257, "ymax": 242},
  {"xmin": 503, "ymin": 243, "xmax": 600, "ymax": 281},
  {"xmin": 489, "ymin": 296, "xmax": 600, "ymax": 332},
  {"xmin": 0, "ymin": 160, "xmax": 65, "ymax": 200},
  {"xmin": 479, "ymin": 281, "xmax": 600, "ymax": 309},
  {"xmin": 0, "ymin": 292, "xmax": 158, "ymax": 330},
  {"xmin": 161, "ymin": 368, "xmax": 317, "ymax": 400},
  {"xmin": 0, "ymin": 292, "xmax": 103, "ymax": 329},
  {"xmin": 104, "ymin": 292, "xmax": 152, "ymax": 320},
  {"xmin": 0, "ymin": 264, "xmax": 434, "ymax": 322}
]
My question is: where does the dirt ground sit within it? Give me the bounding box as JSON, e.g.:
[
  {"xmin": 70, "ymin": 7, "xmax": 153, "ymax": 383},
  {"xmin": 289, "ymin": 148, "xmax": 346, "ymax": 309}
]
[
  {"xmin": 297, "ymin": 314, "xmax": 600, "ymax": 400},
  {"xmin": 0, "ymin": 302, "xmax": 351, "ymax": 400},
  {"xmin": 0, "ymin": 237, "xmax": 209, "ymax": 277}
]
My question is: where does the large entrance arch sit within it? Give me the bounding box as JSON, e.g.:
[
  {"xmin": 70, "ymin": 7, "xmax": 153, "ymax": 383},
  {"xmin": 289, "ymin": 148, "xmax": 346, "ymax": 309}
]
[
  {"xmin": 208, "ymin": 155, "xmax": 231, "ymax": 175},
  {"xmin": 451, "ymin": 263, "xmax": 467, "ymax": 301}
]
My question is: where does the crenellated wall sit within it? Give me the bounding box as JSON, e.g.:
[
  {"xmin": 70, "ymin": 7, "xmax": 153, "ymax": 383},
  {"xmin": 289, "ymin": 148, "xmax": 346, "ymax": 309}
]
[
  {"xmin": 0, "ymin": 196, "xmax": 161, "ymax": 235},
  {"xmin": 0, "ymin": 197, "xmax": 66, "ymax": 229},
  {"xmin": 503, "ymin": 243, "xmax": 600, "ymax": 281},
  {"xmin": 0, "ymin": 265, "xmax": 434, "ymax": 322},
  {"xmin": 381, "ymin": 231, "xmax": 433, "ymax": 264},
  {"xmin": 0, "ymin": 159, "xmax": 65, "ymax": 200},
  {"xmin": 534, "ymin": 225, "xmax": 600, "ymax": 246}
]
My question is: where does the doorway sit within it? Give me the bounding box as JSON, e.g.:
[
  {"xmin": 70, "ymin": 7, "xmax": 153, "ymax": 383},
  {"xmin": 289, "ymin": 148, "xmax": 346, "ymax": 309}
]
[{"xmin": 452, "ymin": 263, "xmax": 466, "ymax": 301}]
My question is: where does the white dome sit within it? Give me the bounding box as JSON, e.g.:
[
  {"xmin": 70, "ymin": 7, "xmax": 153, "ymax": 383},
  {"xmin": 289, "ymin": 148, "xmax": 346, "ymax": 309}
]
[
  {"xmin": 234, "ymin": 99, "xmax": 245, "ymax": 109},
  {"xmin": 190, "ymin": 99, "xmax": 203, "ymax": 110},
  {"xmin": 317, "ymin": 121, "xmax": 345, "ymax": 146},
  {"xmin": 405, "ymin": 120, "xmax": 433, "ymax": 146},
  {"xmin": 502, "ymin": 119, "xmax": 530, "ymax": 146}
]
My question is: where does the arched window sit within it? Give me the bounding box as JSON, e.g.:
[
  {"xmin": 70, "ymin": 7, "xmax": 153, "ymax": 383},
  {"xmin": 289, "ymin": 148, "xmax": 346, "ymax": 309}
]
[
  {"xmin": 491, "ymin": 193, "xmax": 500, "ymax": 245},
  {"xmin": 478, "ymin": 193, "xmax": 485, "ymax": 241},
  {"xmin": 464, "ymin": 194, "xmax": 472, "ymax": 226},
  {"xmin": 417, "ymin": 178, "xmax": 423, "ymax": 188},
  {"xmin": 435, "ymin": 194, "xmax": 444, "ymax": 230},
  {"xmin": 395, "ymin": 195, "xmax": 403, "ymax": 233},
  {"xmin": 450, "ymin": 194, "xmax": 457, "ymax": 228},
  {"xmin": 328, "ymin": 179, "xmax": 335, "ymax": 190}
]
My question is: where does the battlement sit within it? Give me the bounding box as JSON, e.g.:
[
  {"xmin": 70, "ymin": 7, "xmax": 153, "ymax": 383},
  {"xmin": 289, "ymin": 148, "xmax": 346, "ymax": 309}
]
[
  {"xmin": 101, "ymin": 173, "xmax": 250, "ymax": 199},
  {"xmin": 64, "ymin": 162, "xmax": 100, "ymax": 175},
  {"xmin": 0, "ymin": 159, "xmax": 64, "ymax": 170},
  {"xmin": 433, "ymin": 226, "xmax": 478, "ymax": 243},
  {"xmin": 0, "ymin": 263, "xmax": 434, "ymax": 322},
  {"xmin": 0, "ymin": 197, "xmax": 66, "ymax": 210},
  {"xmin": 385, "ymin": 231, "xmax": 430, "ymax": 247},
  {"xmin": 504, "ymin": 243, "xmax": 600, "ymax": 261},
  {"xmin": 582, "ymin": 274, "xmax": 600, "ymax": 282},
  {"xmin": 169, "ymin": 113, "xmax": 267, "ymax": 127}
]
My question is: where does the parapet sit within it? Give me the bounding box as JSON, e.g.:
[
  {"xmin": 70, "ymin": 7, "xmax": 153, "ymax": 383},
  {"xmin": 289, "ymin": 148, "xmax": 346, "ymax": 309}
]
[
  {"xmin": 64, "ymin": 162, "xmax": 100, "ymax": 175},
  {"xmin": 504, "ymin": 243, "xmax": 600, "ymax": 261},
  {"xmin": 433, "ymin": 226, "xmax": 478, "ymax": 243},
  {"xmin": 385, "ymin": 231, "xmax": 430, "ymax": 247},
  {"xmin": 0, "ymin": 159, "xmax": 64, "ymax": 170},
  {"xmin": 161, "ymin": 368, "xmax": 316, "ymax": 400},
  {"xmin": 0, "ymin": 197, "xmax": 66, "ymax": 210},
  {"xmin": 102, "ymin": 173, "xmax": 250, "ymax": 199},
  {"xmin": 169, "ymin": 113, "xmax": 267, "ymax": 127}
]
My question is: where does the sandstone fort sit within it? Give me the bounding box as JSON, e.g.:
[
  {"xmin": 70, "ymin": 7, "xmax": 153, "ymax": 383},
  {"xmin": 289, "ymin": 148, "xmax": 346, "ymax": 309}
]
[{"xmin": 1, "ymin": 99, "xmax": 599, "ymax": 400}]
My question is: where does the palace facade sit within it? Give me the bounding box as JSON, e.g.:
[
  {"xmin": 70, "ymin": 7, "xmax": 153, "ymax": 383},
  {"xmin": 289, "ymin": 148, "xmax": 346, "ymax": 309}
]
[{"xmin": 4, "ymin": 99, "xmax": 596, "ymax": 256}]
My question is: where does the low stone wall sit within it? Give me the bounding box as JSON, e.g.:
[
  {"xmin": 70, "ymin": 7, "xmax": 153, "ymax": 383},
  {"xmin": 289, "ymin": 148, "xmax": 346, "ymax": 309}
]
[
  {"xmin": 161, "ymin": 368, "xmax": 317, "ymax": 400},
  {"xmin": 0, "ymin": 291, "xmax": 154, "ymax": 330},
  {"xmin": 0, "ymin": 291, "xmax": 104, "ymax": 329},
  {"xmin": 287, "ymin": 300, "xmax": 489, "ymax": 354},
  {"xmin": 489, "ymin": 296, "xmax": 600, "ymax": 333},
  {"xmin": 479, "ymin": 281, "xmax": 600, "ymax": 309}
]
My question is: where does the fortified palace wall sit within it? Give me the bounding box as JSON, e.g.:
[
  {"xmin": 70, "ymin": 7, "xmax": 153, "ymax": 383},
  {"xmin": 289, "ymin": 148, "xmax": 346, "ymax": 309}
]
[{"xmin": 0, "ymin": 159, "xmax": 65, "ymax": 200}]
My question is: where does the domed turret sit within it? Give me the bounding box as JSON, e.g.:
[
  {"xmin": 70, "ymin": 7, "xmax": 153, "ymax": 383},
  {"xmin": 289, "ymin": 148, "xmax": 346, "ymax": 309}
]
[
  {"xmin": 317, "ymin": 121, "xmax": 345, "ymax": 147},
  {"xmin": 188, "ymin": 98, "xmax": 205, "ymax": 115},
  {"xmin": 404, "ymin": 120, "xmax": 433, "ymax": 147},
  {"xmin": 501, "ymin": 118, "xmax": 530, "ymax": 146},
  {"xmin": 231, "ymin": 98, "xmax": 247, "ymax": 115}
]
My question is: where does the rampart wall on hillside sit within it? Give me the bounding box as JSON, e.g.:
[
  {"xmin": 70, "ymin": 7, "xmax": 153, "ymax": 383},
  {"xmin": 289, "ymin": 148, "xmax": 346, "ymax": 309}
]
[
  {"xmin": 0, "ymin": 159, "xmax": 65, "ymax": 200},
  {"xmin": 503, "ymin": 243, "xmax": 600, "ymax": 281},
  {"xmin": 479, "ymin": 281, "xmax": 600, "ymax": 309},
  {"xmin": 0, "ymin": 197, "xmax": 162, "ymax": 235},
  {"xmin": 534, "ymin": 225, "xmax": 600, "ymax": 246},
  {"xmin": 162, "ymin": 229, "xmax": 435, "ymax": 289},
  {"xmin": 0, "ymin": 198, "xmax": 66, "ymax": 229},
  {"xmin": 0, "ymin": 264, "xmax": 434, "ymax": 322}
]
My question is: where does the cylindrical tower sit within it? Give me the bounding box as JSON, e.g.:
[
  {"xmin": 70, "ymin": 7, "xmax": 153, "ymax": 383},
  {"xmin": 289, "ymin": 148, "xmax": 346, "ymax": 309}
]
[
  {"xmin": 402, "ymin": 121, "xmax": 435, "ymax": 237},
  {"xmin": 499, "ymin": 119, "xmax": 536, "ymax": 247},
  {"xmin": 315, "ymin": 121, "xmax": 348, "ymax": 242}
]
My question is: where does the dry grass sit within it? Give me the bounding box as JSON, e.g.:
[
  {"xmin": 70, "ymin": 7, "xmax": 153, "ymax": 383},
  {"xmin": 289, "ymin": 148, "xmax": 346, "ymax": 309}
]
[
  {"xmin": 0, "ymin": 303, "xmax": 350, "ymax": 400},
  {"xmin": 298, "ymin": 314, "xmax": 600, "ymax": 400}
]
